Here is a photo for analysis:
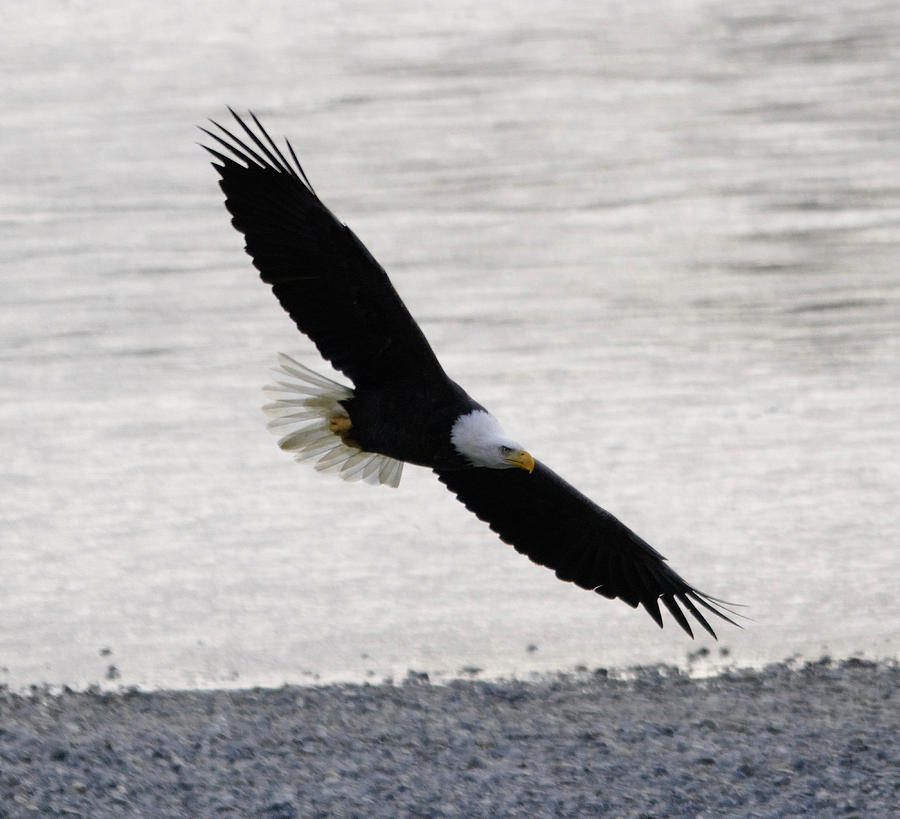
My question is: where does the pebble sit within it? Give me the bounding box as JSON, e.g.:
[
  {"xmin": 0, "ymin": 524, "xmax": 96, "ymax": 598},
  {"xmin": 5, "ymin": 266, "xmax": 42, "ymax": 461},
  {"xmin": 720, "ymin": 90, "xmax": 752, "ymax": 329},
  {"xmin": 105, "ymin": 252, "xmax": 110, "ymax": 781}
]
[{"xmin": 0, "ymin": 659, "xmax": 895, "ymax": 817}]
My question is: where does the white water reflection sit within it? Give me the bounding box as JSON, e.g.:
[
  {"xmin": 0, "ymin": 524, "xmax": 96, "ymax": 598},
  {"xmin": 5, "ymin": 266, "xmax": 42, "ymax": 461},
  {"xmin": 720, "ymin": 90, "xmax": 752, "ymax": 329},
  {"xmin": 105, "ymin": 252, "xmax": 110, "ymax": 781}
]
[{"xmin": 1, "ymin": 0, "xmax": 898, "ymax": 690}]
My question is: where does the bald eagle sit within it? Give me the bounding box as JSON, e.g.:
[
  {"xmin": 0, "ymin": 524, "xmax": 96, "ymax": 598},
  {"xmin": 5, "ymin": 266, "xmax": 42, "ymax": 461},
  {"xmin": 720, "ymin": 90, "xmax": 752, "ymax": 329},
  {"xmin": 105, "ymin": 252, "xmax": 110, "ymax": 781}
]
[{"xmin": 202, "ymin": 109, "xmax": 737, "ymax": 639}]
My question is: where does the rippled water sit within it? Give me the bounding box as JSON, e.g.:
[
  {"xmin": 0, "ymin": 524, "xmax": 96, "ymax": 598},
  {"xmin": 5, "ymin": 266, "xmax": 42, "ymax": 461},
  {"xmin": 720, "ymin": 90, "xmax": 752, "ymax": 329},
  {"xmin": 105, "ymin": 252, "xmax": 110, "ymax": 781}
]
[{"xmin": 2, "ymin": 0, "xmax": 899, "ymax": 690}]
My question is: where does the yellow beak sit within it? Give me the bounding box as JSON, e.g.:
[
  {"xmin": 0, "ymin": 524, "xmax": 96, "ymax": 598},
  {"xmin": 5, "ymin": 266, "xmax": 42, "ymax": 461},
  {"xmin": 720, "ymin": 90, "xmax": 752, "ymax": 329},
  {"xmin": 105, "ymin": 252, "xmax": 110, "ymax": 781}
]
[{"xmin": 505, "ymin": 449, "xmax": 535, "ymax": 473}]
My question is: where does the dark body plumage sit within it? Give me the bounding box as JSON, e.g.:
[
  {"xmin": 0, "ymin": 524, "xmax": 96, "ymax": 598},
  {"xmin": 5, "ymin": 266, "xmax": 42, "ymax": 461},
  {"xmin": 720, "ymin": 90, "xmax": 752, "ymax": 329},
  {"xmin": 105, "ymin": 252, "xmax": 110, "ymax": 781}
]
[{"xmin": 203, "ymin": 109, "xmax": 736, "ymax": 639}]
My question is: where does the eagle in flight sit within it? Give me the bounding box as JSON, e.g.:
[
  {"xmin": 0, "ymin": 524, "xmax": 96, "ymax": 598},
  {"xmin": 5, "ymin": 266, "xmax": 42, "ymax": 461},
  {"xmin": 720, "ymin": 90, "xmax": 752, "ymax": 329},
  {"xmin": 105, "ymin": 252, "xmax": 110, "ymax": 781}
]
[{"xmin": 202, "ymin": 109, "xmax": 737, "ymax": 639}]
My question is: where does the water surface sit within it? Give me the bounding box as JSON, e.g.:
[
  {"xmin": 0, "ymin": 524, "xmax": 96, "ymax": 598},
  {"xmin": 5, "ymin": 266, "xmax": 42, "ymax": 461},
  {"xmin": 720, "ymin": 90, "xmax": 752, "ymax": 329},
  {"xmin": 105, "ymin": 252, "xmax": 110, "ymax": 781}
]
[{"xmin": 2, "ymin": 0, "xmax": 898, "ymax": 689}]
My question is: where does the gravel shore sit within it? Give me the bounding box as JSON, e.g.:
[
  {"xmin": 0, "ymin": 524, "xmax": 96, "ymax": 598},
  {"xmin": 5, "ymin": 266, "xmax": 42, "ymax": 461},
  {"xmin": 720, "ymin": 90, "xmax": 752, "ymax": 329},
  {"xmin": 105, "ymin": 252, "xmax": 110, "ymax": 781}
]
[{"xmin": 1, "ymin": 659, "xmax": 896, "ymax": 817}]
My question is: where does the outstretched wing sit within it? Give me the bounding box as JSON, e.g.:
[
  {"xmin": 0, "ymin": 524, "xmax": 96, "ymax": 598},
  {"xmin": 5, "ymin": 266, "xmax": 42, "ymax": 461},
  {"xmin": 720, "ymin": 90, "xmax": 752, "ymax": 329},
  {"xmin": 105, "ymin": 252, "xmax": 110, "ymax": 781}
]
[
  {"xmin": 202, "ymin": 109, "xmax": 444, "ymax": 387},
  {"xmin": 435, "ymin": 461, "xmax": 737, "ymax": 638}
]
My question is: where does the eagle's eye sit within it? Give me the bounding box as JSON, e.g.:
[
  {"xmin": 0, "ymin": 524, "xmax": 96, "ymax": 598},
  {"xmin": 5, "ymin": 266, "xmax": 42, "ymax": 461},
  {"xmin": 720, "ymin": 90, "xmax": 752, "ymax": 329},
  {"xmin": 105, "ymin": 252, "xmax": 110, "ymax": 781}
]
[{"xmin": 499, "ymin": 445, "xmax": 513, "ymax": 457}]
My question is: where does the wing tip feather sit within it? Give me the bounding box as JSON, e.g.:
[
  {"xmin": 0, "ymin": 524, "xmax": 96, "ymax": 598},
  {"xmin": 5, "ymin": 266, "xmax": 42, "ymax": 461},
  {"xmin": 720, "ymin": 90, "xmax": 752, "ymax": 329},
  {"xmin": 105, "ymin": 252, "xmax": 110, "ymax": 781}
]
[{"xmin": 199, "ymin": 107, "xmax": 318, "ymax": 197}]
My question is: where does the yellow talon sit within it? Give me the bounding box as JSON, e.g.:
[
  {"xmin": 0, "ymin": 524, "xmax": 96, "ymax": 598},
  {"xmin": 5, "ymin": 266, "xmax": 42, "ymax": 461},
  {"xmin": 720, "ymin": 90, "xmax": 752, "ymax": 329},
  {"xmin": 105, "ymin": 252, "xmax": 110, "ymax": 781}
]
[{"xmin": 329, "ymin": 414, "xmax": 352, "ymax": 433}]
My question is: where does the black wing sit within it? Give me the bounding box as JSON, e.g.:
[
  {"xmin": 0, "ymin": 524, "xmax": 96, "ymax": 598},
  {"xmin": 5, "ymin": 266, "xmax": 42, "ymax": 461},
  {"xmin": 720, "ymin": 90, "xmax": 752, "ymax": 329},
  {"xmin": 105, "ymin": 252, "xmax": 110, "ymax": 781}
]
[
  {"xmin": 202, "ymin": 109, "xmax": 444, "ymax": 387},
  {"xmin": 435, "ymin": 461, "xmax": 737, "ymax": 638}
]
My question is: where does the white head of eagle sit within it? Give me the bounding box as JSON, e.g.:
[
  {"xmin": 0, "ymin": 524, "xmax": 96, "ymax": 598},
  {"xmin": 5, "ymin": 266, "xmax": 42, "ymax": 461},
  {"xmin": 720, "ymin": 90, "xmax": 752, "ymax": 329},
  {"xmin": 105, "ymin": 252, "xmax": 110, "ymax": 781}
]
[{"xmin": 450, "ymin": 410, "xmax": 535, "ymax": 472}]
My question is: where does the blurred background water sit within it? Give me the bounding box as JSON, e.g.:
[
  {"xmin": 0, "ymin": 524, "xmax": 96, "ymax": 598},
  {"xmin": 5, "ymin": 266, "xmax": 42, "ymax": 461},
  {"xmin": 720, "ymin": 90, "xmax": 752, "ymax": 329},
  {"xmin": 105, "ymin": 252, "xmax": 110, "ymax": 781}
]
[{"xmin": 2, "ymin": 0, "xmax": 898, "ymax": 690}]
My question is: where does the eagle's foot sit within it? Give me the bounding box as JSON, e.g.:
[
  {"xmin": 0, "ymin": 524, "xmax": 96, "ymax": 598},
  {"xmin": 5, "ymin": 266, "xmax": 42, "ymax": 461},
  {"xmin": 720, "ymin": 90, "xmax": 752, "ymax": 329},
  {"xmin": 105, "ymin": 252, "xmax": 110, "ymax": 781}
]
[{"xmin": 329, "ymin": 414, "xmax": 352, "ymax": 433}]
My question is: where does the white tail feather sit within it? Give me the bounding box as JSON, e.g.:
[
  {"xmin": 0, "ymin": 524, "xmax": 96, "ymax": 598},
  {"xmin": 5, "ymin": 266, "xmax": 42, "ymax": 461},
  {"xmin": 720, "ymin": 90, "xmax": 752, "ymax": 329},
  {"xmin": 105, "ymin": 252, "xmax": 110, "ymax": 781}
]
[
  {"xmin": 314, "ymin": 445, "xmax": 354, "ymax": 472},
  {"xmin": 262, "ymin": 354, "xmax": 403, "ymax": 488},
  {"xmin": 293, "ymin": 441, "xmax": 343, "ymax": 463},
  {"xmin": 265, "ymin": 412, "xmax": 322, "ymax": 429},
  {"xmin": 361, "ymin": 457, "xmax": 382, "ymax": 480}
]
